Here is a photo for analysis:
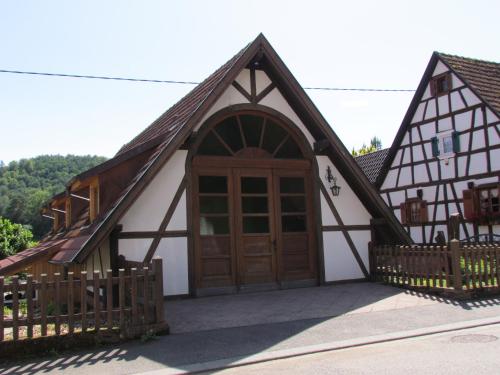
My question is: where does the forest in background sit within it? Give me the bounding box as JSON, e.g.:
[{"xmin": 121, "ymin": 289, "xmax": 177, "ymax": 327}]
[{"xmin": 0, "ymin": 155, "xmax": 107, "ymax": 239}]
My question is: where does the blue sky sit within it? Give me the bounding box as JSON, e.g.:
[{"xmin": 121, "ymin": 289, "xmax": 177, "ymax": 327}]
[{"xmin": 1, "ymin": 0, "xmax": 498, "ymax": 163}]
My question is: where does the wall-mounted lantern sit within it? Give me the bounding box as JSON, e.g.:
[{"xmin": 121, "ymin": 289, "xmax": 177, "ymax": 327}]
[{"xmin": 325, "ymin": 166, "xmax": 341, "ymax": 197}]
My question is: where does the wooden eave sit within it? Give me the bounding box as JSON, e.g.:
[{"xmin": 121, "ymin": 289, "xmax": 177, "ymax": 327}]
[{"xmin": 72, "ymin": 33, "xmax": 410, "ymax": 263}]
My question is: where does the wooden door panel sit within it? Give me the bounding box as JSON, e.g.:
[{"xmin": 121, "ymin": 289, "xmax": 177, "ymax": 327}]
[{"xmin": 234, "ymin": 169, "xmax": 277, "ymax": 285}]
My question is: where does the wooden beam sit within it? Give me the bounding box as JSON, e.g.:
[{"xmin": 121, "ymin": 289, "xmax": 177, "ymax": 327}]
[
  {"xmin": 143, "ymin": 177, "xmax": 187, "ymax": 264},
  {"xmin": 313, "ymin": 139, "xmax": 330, "ymax": 155},
  {"xmin": 319, "ymin": 182, "xmax": 369, "ymax": 277}
]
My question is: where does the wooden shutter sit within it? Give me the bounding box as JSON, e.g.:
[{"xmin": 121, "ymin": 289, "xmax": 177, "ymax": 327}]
[
  {"xmin": 429, "ymin": 79, "xmax": 436, "ymax": 97},
  {"xmin": 462, "ymin": 189, "xmax": 476, "ymax": 220},
  {"xmin": 419, "ymin": 200, "xmax": 428, "ymax": 223},
  {"xmin": 452, "ymin": 131, "xmax": 460, "ymax": 153},
  {"xmin": 400, "ymin": 202, "xmax": 407, "ymax": 225},
  {"xmin": 431, "ymin": 137, "xmax": 440, "ymax": 157},
  {"xmin": 446, "ymin": 73, "xmax": 453, "ymax": 91}
]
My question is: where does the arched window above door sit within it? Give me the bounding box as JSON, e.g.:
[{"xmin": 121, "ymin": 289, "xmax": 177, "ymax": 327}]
[{"xmin": 197, "ymin": 113, "xmax": 304, "ymax": 159}]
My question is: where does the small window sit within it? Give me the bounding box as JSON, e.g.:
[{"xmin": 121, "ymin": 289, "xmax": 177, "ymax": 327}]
[
  {"xmin": 464, "ymin": 184, "xmax": 500, "ymax": 223},
  {"xmin": 431, "ymin": 131, "xmax": 460, "ymax": 158},
  {"xmin": 430, "ymin": 73, "xmax": 452, "ymax": 96},
  {"xmin": 400, "ymin": 198, "xmax": 428, "ymax": 226}
]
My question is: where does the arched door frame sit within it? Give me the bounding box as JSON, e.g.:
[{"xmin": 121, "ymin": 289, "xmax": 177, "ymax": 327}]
[{"xmin": 185, "ymin": 104, "xmax": 325, "ymax": 295}]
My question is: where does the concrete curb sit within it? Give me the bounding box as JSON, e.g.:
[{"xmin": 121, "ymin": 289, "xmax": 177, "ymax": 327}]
[{"xmin": 137, "ymin": 316, "xmax": 500, "ymax": 375}]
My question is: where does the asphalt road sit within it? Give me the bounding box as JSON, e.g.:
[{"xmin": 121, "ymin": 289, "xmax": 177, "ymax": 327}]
[{"xmin": 215, "ymin": 323, "xmax": 500, "ymax": 375}]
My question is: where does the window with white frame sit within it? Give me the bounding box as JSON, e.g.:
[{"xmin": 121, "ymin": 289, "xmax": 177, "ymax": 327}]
[{"xmin": 431, "ymin": 130, "xmax": 460, "ymax": 158}]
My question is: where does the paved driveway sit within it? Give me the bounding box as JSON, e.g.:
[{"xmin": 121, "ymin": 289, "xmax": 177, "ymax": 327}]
[{"xmin": 166, "ymin": 282, "xmax": 442, "ymax": 333}]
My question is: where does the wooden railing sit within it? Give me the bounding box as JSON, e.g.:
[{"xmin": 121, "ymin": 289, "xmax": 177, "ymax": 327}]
[
  {"xmin": 370, "ymin": 241, "xmax": 500, "ymax": 296},
  {"xmin": 0, "ymin": 258, "xmax": 166, "ymax": 342}
]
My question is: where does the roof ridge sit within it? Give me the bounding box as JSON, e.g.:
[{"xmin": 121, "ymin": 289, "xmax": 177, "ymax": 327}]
[
  {"xmin": 436, "ymin": 51, "xmax": 500, "ymax": 66},
  {"xmin": 116, "ymin": 40, "xmax": 253, "ymax": 156}
]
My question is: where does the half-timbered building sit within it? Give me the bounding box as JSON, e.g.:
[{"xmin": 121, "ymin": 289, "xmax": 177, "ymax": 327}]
[
  {"xmin": 375, "ymin": 53, "xmax": 500, "ymax": 244},
  {"xmin": 0, "ymin": 34, "xmax": 410, "ymax": 296}
]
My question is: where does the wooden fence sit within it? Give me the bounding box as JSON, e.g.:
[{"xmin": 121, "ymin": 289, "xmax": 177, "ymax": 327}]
[
  {"xmin": 370, "ymin": 240, "xmax": 500, "ymax": 296},
  {"xmin": 0, "ymin": 258, "xmax": 166, "ymax": 342}
]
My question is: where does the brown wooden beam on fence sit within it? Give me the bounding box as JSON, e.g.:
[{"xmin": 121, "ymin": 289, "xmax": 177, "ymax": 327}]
[
  {"xmin": 54, "ymin": 272, "xmax": 61, "ymax": 335},
  {"xmin": 41, "ymin": 274, "xmax": 47, "ymax": 337},
  {"xmin": 119, "ymin": 269, "xmax": 125, "ymax": 331},
  {"xmin": 450, "ymin": 239, "xmax": 463, "ymax": 292},
  {"xmin": 12, "ymin": 276, "xmax": 19, "ymax": 341},
  {"xmin": 81, "ymin": 271, "xmax": 88, "ymax": 332},
  {"xmin": 93, "ymin": 271, "xmax": 100, "ymax": 333},
  {"xmin": 68, "ymin": 272, "xmax": 75, "ymax": 335},
  {"xmin": 152, "ymin": 258, "xmax": 165, "ymax": 324},
  {"xmin": 143, "ymin": 267, "xmax": 150, "ymax": 325},
  {"xmin": 131, "ymin": 268, "xmax": 138, "ymax": 325},
  {"xmin": 26, "ymin": 275, "xmax": 33, "ymax": 338},
  {"xmin": 106, "ymin": 269, "xmax": 113, "ymax": 331},
  {"xmin": 0, "ymin": 276, "xmax": 3, "ymax": 341}
]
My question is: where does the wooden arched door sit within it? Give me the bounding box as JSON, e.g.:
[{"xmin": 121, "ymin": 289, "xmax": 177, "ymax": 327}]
[{"xmin": 191, "ymin": 111, "xmax": 317, "ymax": 292}]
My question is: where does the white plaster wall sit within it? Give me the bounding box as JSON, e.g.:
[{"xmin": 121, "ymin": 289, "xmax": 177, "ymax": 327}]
[
  {"xmin": 119, "ymin": 151, "xmax": 187, "ymax": 231},
  {"xmin": 425, "ymin": 99, "xmax": 437, "ymax": 120},
  {"xmin": 412, "ymin": 145, "xmax": 424, "ymax": 162},
  {"xmin": 438, "ymin": 95, "xmax": 450, "ymax": 116},
  {"xmin": 402, "ymin": 148, "xmax": 411, "ymax": 164},
  {"xmin": 118, "ymin": 238, "xmax": 153, "ymax": 262},
  {"xmin": 316, "ymin": 156, "xmax": 371, "ymax": 225},
  {"xmin": 166, "ymin": 191, "xmax": 187, "ymax": 231},
  {"xmin": 450, "ymin": 91, "xmax": 466, "ymax": 112},
  {"xmin": 411, "ymin": 127, "xmax": 421, "ymax": 142},
  {"xmin": 433, "ymin": 61, "xmax": 449, "ymax": 76},
  {"xmin": 85, "ymin": 241, "xmax": 111, "ymax": 279},
  {"xmin": 461, "ymin": 88, "xmax": 481, "ymax": 107},
  {"xmin": 420, "ymin": 122, "xmax": 435, "ymax": 140},
  {"xmin": 414, "ymin": 163, "xmax": 428, "ymax": 184},
  {"xmin": 155, "ymin": 237, "xmax": 189, "ymax": 296},
  {"xmin": 390, "ymin": 190, "xmax": 405, "ymax": 206},
  {"xmin": 486, "ymin": 108, "xmax": 499, "ymax": 123},
  {"xmin": 381, "ymin": 169, "xmax": 397, "ymax": 190},
  {"xmin": 488, "ymin": 127, "xmax": 500, "ymax": 146},
  {"xmin": 398, "ymin": 167, "xmax": 412, "ymax": 187},
  {"xmin": 401, "ymin": 132, "xmax": 410, "ymax": 146},
  {"xmin": 457, "ymin": 156, "xmax": 467, "ymax": 177},
  {"xmin": 440, "ymin": 159, "xmax": 455, "ymax": 180},
  {"xmin": 234, "ymin": 69, "xmax": 251, "ymax": 93},
  {"xmin": 410, "ymin": 227, "xmax": 423, "ymax": 244},
  {"xmin": 438, "ymin": 117, "xmax": 452, "ymax": 132},
  {"xmin": 255, "ymin": 70, "xmax": 272, "ymax": 94},
  {"xmin": 349, "ymin": 230, "xmax": 371, "ymax": 271},
  {"xmin": 320, "ymin": 193, "xmax": 337, "ymax": 225},
  {"xmin": 323, "ymin": 232, "xmax": 365, "ymax": 282},
  {"xmin": 197, "ymin": 86, "xmax": 250, "ymax": 128},
  {"xmin": 474, "ymin": 108, "xmax": 484, "ymax": 127},
  {"xmin": 471, "ymin": 130, "xmax": 485, "ymax": 150},
  {"xmin": 490, "ymin": 149, "xmax": 500, "ymax": 171},
  {"xmin": 469, "ymin": 153, "xmax": 488, "ymax": 174},
  {"xmin": 451, "ymin": 73, "xmax": 464, "ymax": 89}
]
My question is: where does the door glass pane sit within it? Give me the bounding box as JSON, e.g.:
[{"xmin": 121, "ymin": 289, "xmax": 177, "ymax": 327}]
[
  {"xmin": 282, "ymin": 215, "xmax": 307, "ymax": 232},
  {"xmin": 214, "ymin": 116, "xmax": 243, "ymax": 152},
  {"xmin": 200, "ymin": 217, "xmax": 229, "ymax": 235},
  {"xmin": 280, "ymin": 177, "xmax": 305, "ymax": 193},
  {"xmin": 199, "ymin": 176, "xmax": 227, "ymax": 193},
  {"xmin": 200, "ymin": 197, "xmax": 228, "ymax": 214},
  {"xmin": 281, "ymin": 196, "xmax": 306, "ymax": 213},
  {"xmin": 197, "ymin": 131, "xmax": 232, "ymax": 156},
  {"xmin": 242, "ymin": 197, "xmax": 268, "ymax": 213},
  {"xmin": 240, "ymin": 115, "xmax": 264, "ymax": 147},
  {"xmin": 241, "ymin": 177, "xmax": 267, "ymax": 194},
  {"xmin": 243, "ymin": 217, "xmax": 269, "ymax": 233},
  {"xmin": 262, "ymin": 121, "xmax": 287, "ymax": 154},
  {"xmin": 274, "ymin": 137, "xmax": 303, "ymax": 159}
]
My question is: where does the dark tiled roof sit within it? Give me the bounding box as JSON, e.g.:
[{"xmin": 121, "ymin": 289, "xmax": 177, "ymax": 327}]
[
  {"xmin": 439, "ymin": 53, "xmax": 500, "ymax": 114},
  {"xmin": 355, "ymin": 148, "xmax": 390, "ymax": 184},
  {"xmin": 117, "ymin": 42, "xmax": 252, "ymax": 156}
]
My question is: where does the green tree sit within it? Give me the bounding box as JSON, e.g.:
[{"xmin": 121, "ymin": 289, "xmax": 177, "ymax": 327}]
[
  {"xmin": 0, "ymin": 154, "xmax": 107, "ymax": 239},
  {"xmin": 351, "ymin": 136, "xmax": 382, "ymax": 156},
  {"xmin": 0, "ymin": 216, "xmax": 36, "ymax": 259}
]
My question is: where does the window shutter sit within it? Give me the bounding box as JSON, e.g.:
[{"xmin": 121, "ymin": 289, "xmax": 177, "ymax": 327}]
[
  {"xmin": 431, "ymin": 137, "xmax": 440, "ymax": 157},
  {"xmin": 452, "ymin": 131, "xmax": 460, "ymax": 153},
  {"xmin": 446, "ymin": 73, "xmax": 453, "ymax": 91},
  {"xmin": 429, "ymin": 80, "xmax": 436, "ymax": 97},
  {"xmin": 462, "ymin": 189, "xmax": 476, "ymax": 220},
  {"xmin": 419, "ymin": 200, "xmax": 428, "ymax": 223},
  {"xmin": 400, "ymin": 202, "xmax": 407, "ymax": 225}
]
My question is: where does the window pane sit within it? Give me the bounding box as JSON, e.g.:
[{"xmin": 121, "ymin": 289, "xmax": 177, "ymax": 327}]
[
  {"xmin": 262, "ymin": 120, "xmax": 287, "ymax": 154},
  {"xmin": 241, "ymin": 177, "xmax": 267, "ymax": 194},
  {"xmin": 199, "ymin": 176, "xmax": 227, "ymax": 193},
  {"xmin": 200, "ymin": 217, "xmax": 229, "ymax": 235},
  {"xmin": 198, "ymin": 131, "xmax": 232, "ymax": 156},
  {"xmin": 242, "ymin": 197, "xmax": 268, "ymax": 213},
  {"xmin": 243, "ymin": 217, "xmax": 269, "ymax": 233},
  {"xmin": 240, "ymin": 115, "xmax": 264, "ymax": 147},
  {"xmin": 214, "ymin": 116, "xmax": 243, "ymax": 152},
  {"xmin": 274, "ymin": 137, "xmax": 303, "ymax": 159},
  {"xmin": 280, "ymin": 177, "xmax": 305, "ymax": 193},
  {"xmin": 442, "ymin": 136, "xmax": 453, "ymax": 154},
  {"xmin": 200, "ymin": 196, "xmax": 228, "ymax": 214},
  {"xmin": 281, "ymin": 196, "xmax": 306, "ymax": 213},
  {"xmin": 282, "ymin": 215, "xmax": 307, "ymax": 232}
]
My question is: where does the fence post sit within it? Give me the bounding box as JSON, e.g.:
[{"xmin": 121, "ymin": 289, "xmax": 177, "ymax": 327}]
[
  {"xmin": 152, "ymin": 258, "xmax": 164, "ymax": 324},
  {"xmin": 368, "ymin": 242, "xmax": 375, "ymax": 280},
  {"xmin": 0, "ymin": 276, "xmax": 4, "ymax": 341},
  {"xmin": 450, "ymin": 239, "xmax": 463, "ymax": 292}
]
